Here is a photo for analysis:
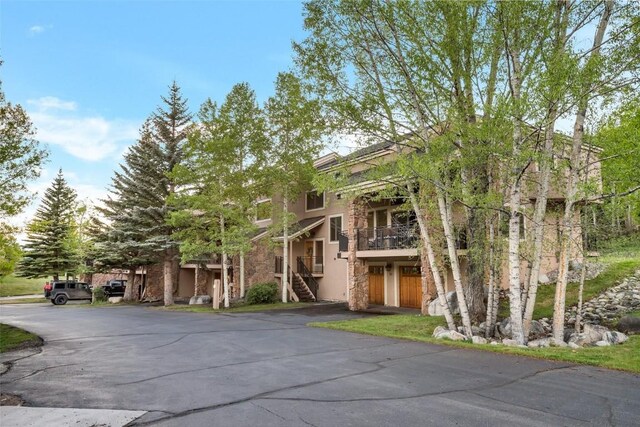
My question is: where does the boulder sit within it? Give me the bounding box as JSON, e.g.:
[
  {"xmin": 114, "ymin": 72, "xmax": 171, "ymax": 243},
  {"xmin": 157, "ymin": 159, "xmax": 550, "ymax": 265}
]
[
  {"xmin": 471, "ymin": 336, "xmax": 487, "ymax": 345},
  {"xmin": 432, "ymin": 326, "xmax": 466, "ymax": 341},
  {"xmin": 528, "ymin": 320, "xmax": 546, "ymax": 339},
  {"xmin": 568, "ymin": 342, "xmax": 581, "ymax": 349},
  {"xmin": 538, "ymin": 273, "xmax": 550, "ymax": 284},
  {"xmin": 499, "ymin": 318, "xmax": 512, "ymax": 338},
  {"xmin": 595, "ymin": 340, "xmax": 611, "ymax": 347},
  {"xmin": 617, "ymin": 316, "xmax": 640, "ymax": 334},
  {"xmin": 189, "ymin": 295, "xmax": 212, "ymax": 305},
  {"xmin": 427, "ymin": 291, "xmax": 459, "ymax": 316},
  {"xmin": 602, "ymin": 331, "xmax": 628, "ymax": 345},
  {"xmin": 108, "ymin": 297, "xmax": 123, "ymax": 304},
  {"xmin": 550, "ymin": 338, "xmax": 568, "ymax": 347},
  {"xmin": 582, "ymin": 324, "xmax": 609, "ymax": 344},
  {"xmin": 527, "ymin": 338, "xmax": 551, "ymax": 348}
]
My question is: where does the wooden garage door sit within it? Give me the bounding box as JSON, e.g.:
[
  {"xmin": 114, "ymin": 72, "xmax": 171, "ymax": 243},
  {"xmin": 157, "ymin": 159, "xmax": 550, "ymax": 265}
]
[
  {"xmin": 368, "ymin": 266, "xmax": 384, "ymax": 305},
  {"xmin": 399, "ymin": 266, "xmax": 421, "ymax": 309}
]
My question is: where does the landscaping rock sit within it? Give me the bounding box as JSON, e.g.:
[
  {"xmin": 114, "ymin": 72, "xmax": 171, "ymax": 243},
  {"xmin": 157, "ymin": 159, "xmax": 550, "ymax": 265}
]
[
  {"xmin": 502, "ymin": 338, "xmax": 524, "ymax": 347},
  {"xmin": 595, "ymin": 340, "xmax": 611, "ymax": 347},
  {"xmin": 471, "ymin": 336, "xmax": 487, "ymax": 345},
  {"xmin": 582, "ymin": 324, "xmax": 609, "ymax": 344},
  {"xmin": 108, "ymin": 297, "xmax": 123, "ymax": 304},
  {"xmin": 189, "ymin": 295, "xmax": 212, "ymax": 305},
  {"xmin": 427, "ymin": 292, "xmax": 459, "ymax": 316},
  {"xmin": 432, "ymin": 326, "xmax": 466, "ymax": 341},
  {"xmin": 567, "ymin": 270, "xmax": 639, "ymax": 327},
  {"xmin": 617, "ymin": 315, "xmax": 640, "ymax": 334},
  {"xmin": 568, "ymin": 342, "xmax": 581, "ymax": 349},
  {"xmin": 602, "ymin": 331, "xmax": 628, "ymax": 345},
  {"xmin": 528, "ymin": 320, "xmax": 547, "ymax": 339},
  {"xmin": 527, "ymin": 338, "xmax": 551, "ymax": 348}
]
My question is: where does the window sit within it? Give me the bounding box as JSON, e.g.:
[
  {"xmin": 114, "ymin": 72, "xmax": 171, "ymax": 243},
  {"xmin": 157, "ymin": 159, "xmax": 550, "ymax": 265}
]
[
  {"xmin": 367, "ymin": 209, "xmax": 388, "ymax": 228},
  {"xmin": 54, "ymin": 283, "xmax": 65, "ymax": 289},
  {"xmin": 256, "ymin": 200, "xmax": 272, "ymax": 221},
  {"xmin": 329, "ymin": 215, "xmax": 342, "ymax": 243},
  {"xmin": 67, "ymin": 283, "xmax": 76, "ymax": 289},
  {"xmin": 306, "ymin": 191, "xmax": 324, "ymax": 211}
]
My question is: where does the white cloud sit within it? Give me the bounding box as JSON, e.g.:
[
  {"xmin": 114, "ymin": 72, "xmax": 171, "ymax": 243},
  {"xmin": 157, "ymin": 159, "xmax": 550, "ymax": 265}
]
[
  {"xmin": 26, "ymin": 97, "xmax": 139, "ymax": 162},
  {"xmin": 28, "ymin": 96, "xmax": 77, "ymax": 111},
  {"xmin": 29, "ymin": 24, "xmax": 52, "ymax": 35}
]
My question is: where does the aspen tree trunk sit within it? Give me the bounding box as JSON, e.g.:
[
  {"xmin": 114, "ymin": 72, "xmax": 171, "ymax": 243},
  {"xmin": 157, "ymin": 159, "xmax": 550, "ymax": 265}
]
[
  {"xmin": 485, "ymin": 219, "xmax": 498, "ymax": 338},
  {"xmin": 523, "ymin": 1, "xmax": 568, "ymax": 337},
  {"xmin": 553, "ymin": 1, "xmax": 612, "ymax": 342},
  {"xmin": 239, "ymin": 252, "xmax": 245, "ymax": 298},
  {"xmin": 575, "ymin": 233, "xmax": 588, "ymax": 333},
  {"xmin": 437, "ymin": 191, "xmax": 473, "ymax": 337},
  {"xmin": 163, "ymin": 251, "xmax": 174, "ymax": 306},
  {"xmin": 407, "ymin": 189, "xmax": 456, "ymax": 331},
  {"xmin": 282, "ymin": 193, "xmax": 289, "ymax": 303},
  {"xmin": 220, "ymin": 214, "xmax": 230, "ymax": 308}
]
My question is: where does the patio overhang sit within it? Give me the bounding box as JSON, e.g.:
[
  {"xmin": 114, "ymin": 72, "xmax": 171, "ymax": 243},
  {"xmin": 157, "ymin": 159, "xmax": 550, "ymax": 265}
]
[{"xmin": 274, "ymin": 216, "xmax": 325, "ymax": 241}]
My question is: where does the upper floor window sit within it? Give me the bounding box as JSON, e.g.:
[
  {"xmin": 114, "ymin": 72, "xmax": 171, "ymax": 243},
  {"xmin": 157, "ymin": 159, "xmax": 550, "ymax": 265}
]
[
  {"xmin": 329, "ymin": 215, "xmax": 342, "ymax": 242},
  {"xmin": 256, "ymin": 199, "xmax": 272, "ymax": 221},
  {"xmin": 306, "ymin": 191, "xmax": 325, "ymax": 211}
]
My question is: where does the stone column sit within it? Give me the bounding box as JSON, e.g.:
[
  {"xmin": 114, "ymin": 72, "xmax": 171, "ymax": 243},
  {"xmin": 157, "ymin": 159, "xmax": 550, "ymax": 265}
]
[{"xmin": 347, "ymin": 198, "xmax": 369, "ymax": 311}]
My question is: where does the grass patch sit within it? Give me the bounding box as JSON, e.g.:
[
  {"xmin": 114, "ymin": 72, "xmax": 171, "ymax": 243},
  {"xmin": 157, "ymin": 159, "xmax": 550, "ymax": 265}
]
[
  {"xmin": 0, "ymin": 323, "xmax": 42, "ymax": 353},
  {"xmin": 0, "ymin": 275, "xmax": 44, "ymax": 297},
  {"xmin": 0, "ymin": 297, "xmax": 48, "ymax": 305},
  {"xmin": 531, "ymin": 258, "xmax": 640, "ymax": 319},
  {"xmin": 310, "ymin": 314, "xmax": 640, "ymax": 373},
  {"xmin": 162, "ymin": 301, "xmax": 311, "ymax": 314}
]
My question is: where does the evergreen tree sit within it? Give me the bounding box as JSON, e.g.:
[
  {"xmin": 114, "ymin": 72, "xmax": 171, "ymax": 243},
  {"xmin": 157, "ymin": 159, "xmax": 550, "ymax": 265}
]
[
  {"xmin": 97, "ymin": 122, "xmax": 169, "ymax": 301},
  {"xmin": 18, "ymin": 170, "xmax": 80, "ymax": 280}
]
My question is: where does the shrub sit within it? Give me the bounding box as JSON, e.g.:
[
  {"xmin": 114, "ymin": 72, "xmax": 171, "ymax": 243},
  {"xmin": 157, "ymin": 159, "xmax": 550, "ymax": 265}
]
[
  {"xmin": 245, "ymin": 282, "xmax": 278, "ymax": 305},
  {"xmin": 92, "ymin": 286, "xmax": 107, "ymax": 303}
]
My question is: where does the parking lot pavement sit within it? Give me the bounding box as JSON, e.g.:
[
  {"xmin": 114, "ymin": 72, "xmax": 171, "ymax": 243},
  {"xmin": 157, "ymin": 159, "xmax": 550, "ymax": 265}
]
[{"xmin": 1, "ymin": 303, "xmax": 639, "ymax": 426}]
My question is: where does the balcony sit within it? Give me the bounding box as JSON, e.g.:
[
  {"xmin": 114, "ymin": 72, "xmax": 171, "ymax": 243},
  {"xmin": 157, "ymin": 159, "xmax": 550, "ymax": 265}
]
[{"xmin": 355, "ymin": 225, "xmax": 419, "ymax": 251}]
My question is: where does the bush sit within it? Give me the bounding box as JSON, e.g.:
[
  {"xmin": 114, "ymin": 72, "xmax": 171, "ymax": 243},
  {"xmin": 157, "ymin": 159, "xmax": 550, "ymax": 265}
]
[
  {"xmin": 245, "ymin": 282, "xmax": 278, "ymax": 305},
  {"xmin": 92, "ymin": 286, "xmax": 107, "ymax": 303}
]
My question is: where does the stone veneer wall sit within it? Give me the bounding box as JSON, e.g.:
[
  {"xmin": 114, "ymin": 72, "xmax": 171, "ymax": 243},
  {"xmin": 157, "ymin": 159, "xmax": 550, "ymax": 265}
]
[
  {"xmin": 347, "ymin": 199, "xmax": 369, "ymax": 311},
  {"xmin": 142, "ymin": 262, "xmax": 166, "ymax": 302},
  {"xmin": 232, "ymin": 239, "xmax": 277, "ymax": 297},
  {"xmin": 194, "ymin": 266, "xmax": 213, "ymax": 296}
]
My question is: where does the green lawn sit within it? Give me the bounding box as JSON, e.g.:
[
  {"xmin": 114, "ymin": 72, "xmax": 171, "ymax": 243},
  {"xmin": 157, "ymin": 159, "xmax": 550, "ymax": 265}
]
[
  {"xmin": 0, "ymin": 297, "xmax": 48, "ymax": 305},
  {"xmin": 0, "ymin": 275, "xmax": 45, "ymax": 297},
  {"xmin": 162, "ymin": 301, "xmax": 311, "ymax": 314},
  {"xmin": 310, "ymin": 314, "xmax": 640, "ymax": 373},
  {"xmin": 311, "ymin": 236, "xmax": 640, "ymax": 373},
  {"xmin": 0, "ymin": 323, "xmax": 42, "ymax": 353}
]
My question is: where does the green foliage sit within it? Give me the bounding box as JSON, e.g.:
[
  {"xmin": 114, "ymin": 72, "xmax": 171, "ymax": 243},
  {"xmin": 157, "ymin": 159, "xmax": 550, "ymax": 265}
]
[
  {"xmin": 170, "ymin": 83, "xmax": 266, "ymax": 263},
  {"xmin": 17, "ymin": 170, "xmax": 81, "ymax": 279},
  {"xmin": 245, "ymin": 282, "xmax": 278, "ymax": 305},
  {"xmin": 0, "ymin": 60, "xmax": 49, "ymax": 218},
  {"xmin": 92, "ymin": 286, "xmax": 107, "ymax": 303},
  {"xmin": 0, "ymin": 224, "xmax": 21, "ymax": 278}
]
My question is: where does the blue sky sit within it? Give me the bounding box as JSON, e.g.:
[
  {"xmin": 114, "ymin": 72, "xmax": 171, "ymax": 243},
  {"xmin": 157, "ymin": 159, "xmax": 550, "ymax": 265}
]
[{"xmin": 2, "ymin": 0, "xmax": 310, "ymax": 229}]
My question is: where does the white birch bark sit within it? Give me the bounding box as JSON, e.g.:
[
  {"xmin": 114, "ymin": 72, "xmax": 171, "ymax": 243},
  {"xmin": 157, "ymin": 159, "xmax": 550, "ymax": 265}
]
[
  {"xmin": 485, "ymin": 219, "xmax": 497, "ymax": 337},
  {"xmin": 437, "ymin": 191, "xmax": 473, "ymax": 337},
  {"xmin": 552, "ymin": 1, "xmax": 612, "ymax": 341},
  {"xmin": 282, "ymin": 194, "xmax": 289, "ymax": 303},
  {"xmin": 407, "ymin": 189, "xmax": 456, "ymax": 331},
  {"xmin": 220, "ymin": 214, "xmax": 230, "ymax": 308}
]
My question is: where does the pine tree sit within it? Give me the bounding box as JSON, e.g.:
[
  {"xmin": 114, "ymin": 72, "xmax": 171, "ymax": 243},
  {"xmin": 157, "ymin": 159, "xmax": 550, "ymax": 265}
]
[
  {"xmin": 96, "ymin": 122, "xmax": 164, "ymax": 300},
  {"xmin": 151, "ymin": 82, "xmax": 192, "ymax": 306},
  {"xmin": 18, "ymin": 170, "xmax": 80, "ymax": 280}
]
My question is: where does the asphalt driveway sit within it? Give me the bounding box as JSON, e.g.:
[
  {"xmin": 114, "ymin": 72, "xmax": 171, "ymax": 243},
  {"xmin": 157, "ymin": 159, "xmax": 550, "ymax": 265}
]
[{"xmin": 1, "ymin": 303, "xmax": 639, "ymax": 426}]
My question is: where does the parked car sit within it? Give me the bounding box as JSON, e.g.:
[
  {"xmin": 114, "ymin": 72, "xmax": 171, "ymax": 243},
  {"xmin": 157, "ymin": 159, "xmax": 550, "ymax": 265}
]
[
  {"xmin": 45, "ymin": 281, "xmax": 92, "ymax": 305},
  {"xmin": 102, "ymin": 279, "xmax": 127, "ymax": 297}
]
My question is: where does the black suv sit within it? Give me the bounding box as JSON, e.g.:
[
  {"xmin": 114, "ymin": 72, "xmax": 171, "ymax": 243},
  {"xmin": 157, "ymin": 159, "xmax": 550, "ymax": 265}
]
[
  {"xmin": 45, "ymin": 281, "xmax": 92, "ymax": 305},
  {"xmin": 102, "ymin": 279, "xmax": 127, "ymax": 297}
]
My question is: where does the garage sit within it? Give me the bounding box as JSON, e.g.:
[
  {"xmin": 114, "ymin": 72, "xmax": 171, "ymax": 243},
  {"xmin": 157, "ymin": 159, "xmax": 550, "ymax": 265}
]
[
  {"xmin": 399, "ymin": 265, "xmax": 421, "ymax": 308},
  {"xmin": 368, "ymin": 265, "xmax": 385, "ymax": 305}
]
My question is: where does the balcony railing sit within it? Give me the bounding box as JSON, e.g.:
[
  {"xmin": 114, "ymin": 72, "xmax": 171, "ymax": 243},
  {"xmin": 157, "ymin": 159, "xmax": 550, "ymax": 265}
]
[
  {"xmin": 275, "ymin": 256, "xmax": 323, "ymax": 275},
  {"xmin": 338, "ymin": 231, "xmax": 349, "ymax": 252},
  {"xmin": 355, "ymin": 224, "xmax": 419, "ymax": 251}
]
